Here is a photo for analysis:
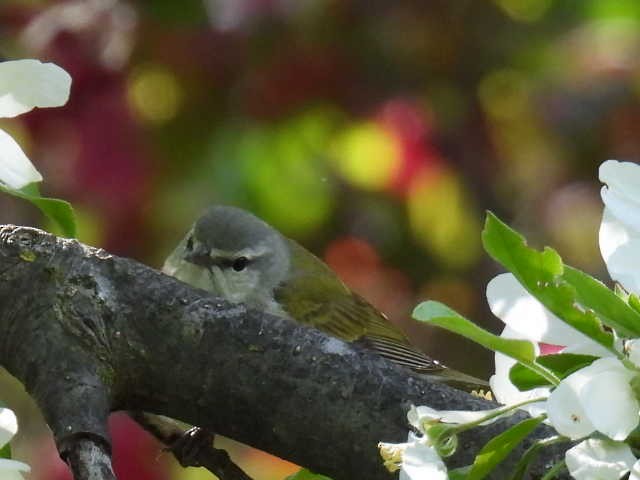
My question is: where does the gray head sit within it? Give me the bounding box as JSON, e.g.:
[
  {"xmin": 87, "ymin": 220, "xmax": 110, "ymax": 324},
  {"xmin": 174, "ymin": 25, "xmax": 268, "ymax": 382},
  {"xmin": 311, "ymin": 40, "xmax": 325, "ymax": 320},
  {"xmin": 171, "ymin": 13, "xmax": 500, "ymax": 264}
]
[{"xmin": 163, "ymin": 206, "xmax": 290, "ymax": 309}]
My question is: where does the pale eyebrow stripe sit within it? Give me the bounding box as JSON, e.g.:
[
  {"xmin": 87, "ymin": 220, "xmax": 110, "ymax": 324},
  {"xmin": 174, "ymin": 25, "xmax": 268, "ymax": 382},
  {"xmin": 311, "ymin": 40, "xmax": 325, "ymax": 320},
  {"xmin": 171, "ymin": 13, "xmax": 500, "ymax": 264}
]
[{"xmin": 209, "ymin": 245, "xmax": 269, "ymax": 259}]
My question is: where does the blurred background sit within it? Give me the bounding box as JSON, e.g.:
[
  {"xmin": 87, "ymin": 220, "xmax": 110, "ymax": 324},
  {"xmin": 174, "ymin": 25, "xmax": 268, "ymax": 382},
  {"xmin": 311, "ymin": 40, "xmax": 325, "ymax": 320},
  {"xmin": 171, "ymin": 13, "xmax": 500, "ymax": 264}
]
[{"xmin": 0, "ymin": 0, "xmax": 637, "ymax": 478}]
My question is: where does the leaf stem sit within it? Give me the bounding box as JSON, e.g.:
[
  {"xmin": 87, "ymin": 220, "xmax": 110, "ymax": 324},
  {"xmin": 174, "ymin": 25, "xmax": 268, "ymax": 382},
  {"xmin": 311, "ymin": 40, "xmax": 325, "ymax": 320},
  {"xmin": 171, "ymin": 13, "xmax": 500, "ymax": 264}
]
[{"xmin": 447, "ymin": 397, "xmax": 548, "ymax": 435}]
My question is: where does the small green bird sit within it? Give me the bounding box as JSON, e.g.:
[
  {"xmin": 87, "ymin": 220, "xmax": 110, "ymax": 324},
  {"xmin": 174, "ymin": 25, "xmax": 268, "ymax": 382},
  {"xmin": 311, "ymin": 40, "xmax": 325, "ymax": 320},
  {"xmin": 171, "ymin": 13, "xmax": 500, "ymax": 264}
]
[{"xmin": 163, "ymin": 205, "xmax": 486, "ymax": 388}]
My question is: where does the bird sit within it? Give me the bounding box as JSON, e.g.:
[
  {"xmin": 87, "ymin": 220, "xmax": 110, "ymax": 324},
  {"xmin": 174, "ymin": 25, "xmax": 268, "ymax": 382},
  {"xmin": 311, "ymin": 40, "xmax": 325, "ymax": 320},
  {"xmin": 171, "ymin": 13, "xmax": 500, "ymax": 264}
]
[{"xmin": 163, "ymin": 205, "xmax": 487, "ymax": 389}]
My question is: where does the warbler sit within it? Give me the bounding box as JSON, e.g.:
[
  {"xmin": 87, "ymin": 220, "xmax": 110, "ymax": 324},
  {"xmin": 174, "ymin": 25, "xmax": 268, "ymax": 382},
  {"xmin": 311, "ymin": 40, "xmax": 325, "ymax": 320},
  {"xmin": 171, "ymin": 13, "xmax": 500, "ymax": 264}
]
[{"xmin": 163, "ymin": 205, "xmax": 487, "ymax": 388}]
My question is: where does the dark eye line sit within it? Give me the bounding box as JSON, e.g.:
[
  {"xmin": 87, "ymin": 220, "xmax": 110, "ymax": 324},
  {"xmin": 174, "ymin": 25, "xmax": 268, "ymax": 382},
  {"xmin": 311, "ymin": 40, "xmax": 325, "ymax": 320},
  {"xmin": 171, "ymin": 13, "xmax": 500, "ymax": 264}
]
[{"xmin": 186, "ymin": 236, "xmax": 194, "ymax": 251}]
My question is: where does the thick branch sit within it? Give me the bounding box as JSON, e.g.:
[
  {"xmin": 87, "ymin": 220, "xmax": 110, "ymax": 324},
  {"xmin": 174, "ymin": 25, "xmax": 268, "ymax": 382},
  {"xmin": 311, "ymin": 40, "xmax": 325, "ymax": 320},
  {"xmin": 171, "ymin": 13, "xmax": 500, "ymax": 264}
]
[
  {"xmin": 64, "ymin": 438, "xmax": 116, "ymax": 480},
  {"xmin": 0, "ymin": 226, "xmax": 566, "ymax": 479}
]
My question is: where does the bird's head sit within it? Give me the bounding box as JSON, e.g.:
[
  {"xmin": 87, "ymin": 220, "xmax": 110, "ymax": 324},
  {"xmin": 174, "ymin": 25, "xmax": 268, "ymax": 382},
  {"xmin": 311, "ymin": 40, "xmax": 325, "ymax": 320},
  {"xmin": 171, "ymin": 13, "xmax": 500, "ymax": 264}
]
[{"xmin": 164, "ymin": 206, "xmax": 290, "ymax": 305}]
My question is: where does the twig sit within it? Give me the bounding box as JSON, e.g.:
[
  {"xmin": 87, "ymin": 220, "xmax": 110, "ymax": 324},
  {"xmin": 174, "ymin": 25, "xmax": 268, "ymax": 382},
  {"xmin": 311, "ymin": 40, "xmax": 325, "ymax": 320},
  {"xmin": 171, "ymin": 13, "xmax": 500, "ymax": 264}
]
[{"xmin": 130, "ymin": 412, "xmax": 254, "ymax": 480}]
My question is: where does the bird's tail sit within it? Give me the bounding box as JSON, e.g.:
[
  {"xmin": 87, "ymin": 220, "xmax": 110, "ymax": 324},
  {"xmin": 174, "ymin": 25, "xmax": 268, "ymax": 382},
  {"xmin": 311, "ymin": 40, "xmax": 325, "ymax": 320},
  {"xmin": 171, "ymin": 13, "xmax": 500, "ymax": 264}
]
[{"xmin": 417, "ymin": 365, "xmax": 490, "ymax": 392}]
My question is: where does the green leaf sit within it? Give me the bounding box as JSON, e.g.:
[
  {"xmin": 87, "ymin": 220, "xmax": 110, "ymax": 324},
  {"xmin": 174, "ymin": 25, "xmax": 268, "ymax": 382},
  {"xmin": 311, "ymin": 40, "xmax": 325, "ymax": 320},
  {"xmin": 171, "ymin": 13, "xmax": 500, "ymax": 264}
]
[
  {"xmin": 0, "ymin": 442, "xmax": 11, "ymax": 460},
  {"xmin": 563, "ymin": 266, "xmax": 640, "ymax": 337},
  {"xmin": 449, "ymin": 466, "xmax": 472, "ymax": 480},
  {"xmin": 482, "ymin": 212, "xmax": 563, "ymax": 280},
  {"xmin": 509, "ymin": 353, "xmax": 597, "ymax": 390},
  {"xmin": 414, "ymin": 301, "xmax": 536, "ymax": 362},
  {"xmin": 466, "ymin": 416, "xmax": 545, "ymax": 480},
  {"xmin": 285, "ymin": 469, "xmax": 333, "ymax": 480},
  {"xmin": 629, "ymin": 293, "xmax": 640, "ymax": 315},
  {"xmin": 482, "ymin": 212, "xmax": 614, "ymax": 351},
  {"xmin": 413, "ymin": 301, "xmax": 560, "ymax": 385},
  {"xmin": 508, "ymin": 436, "xmax": 566, "ymax": 480},
  {"xmin": 0, "ymin": 184, "xmax": 77, "ymax": 238}
]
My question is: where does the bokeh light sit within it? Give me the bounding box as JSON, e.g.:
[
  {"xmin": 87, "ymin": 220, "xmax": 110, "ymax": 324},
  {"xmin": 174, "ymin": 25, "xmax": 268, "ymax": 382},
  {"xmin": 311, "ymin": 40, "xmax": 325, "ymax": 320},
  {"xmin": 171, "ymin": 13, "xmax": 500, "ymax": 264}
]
[
  {"xmin": 478, "ymin": 69, "xmax": 531, "ymax": 121},
  {"xmin": 324, "ymin": 236, "xmax": 413, "ymax": 321},
  {"xmin": 542, "ymin": 182, "xmax": 603, "ymax": 271},
  {"xmin": 128, "ymin": 64, "xmax": 183, "ymax": 125},
  {"xmin": 407, "ymin": 167, "xmax": 482, "ymax": 269},
  {"xmin": 330, "ymin": 121, "xmax": 401, "ymax": 191}
]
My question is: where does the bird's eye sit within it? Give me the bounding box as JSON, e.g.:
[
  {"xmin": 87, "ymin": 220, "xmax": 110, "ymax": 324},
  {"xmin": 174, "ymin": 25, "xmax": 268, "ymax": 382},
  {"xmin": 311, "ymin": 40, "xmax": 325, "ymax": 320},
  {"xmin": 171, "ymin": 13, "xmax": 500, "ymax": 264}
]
[
  {"xmin": 186, "ymin": 236, "xmax": 193, "ymax": 251},
  {"xmin": 232, "ymin": 256, "xmax": 249, "ymax": 272}
]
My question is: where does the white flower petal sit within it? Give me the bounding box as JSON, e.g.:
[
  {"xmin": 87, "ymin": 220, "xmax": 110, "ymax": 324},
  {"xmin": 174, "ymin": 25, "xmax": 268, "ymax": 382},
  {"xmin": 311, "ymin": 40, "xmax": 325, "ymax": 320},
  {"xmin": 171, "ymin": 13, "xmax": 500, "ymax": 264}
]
[
  {"xmin": 599, "ymin": 208, "xmax": 640, "ymax": 295},
  {"xmin": 601, "ymin": 185, "xmax": 640, "ymax": 233},
  {"xmin": 579, "ymin": 356, "xmax": 624, "ymax": 374},
  {"xmin": 399, "ymin": 441, "xmax": 448, "ymax": 480},
  {"xmin": 545, "ymin": 377, "xmax": 595, "ymax": 439},
  {"xmin": 629, "ymin": 459, "xmax": 640, "ymax": 480},
  {"xmin": 0, "ymin": 458, "xmax": 30, "ymax": 472},
  {"xmin": 408, "ymin": 403, "xmax": 514, "ymax": 428},
  {"xmin": 489, "ymin": 356, "xmax": 549, "ymax": 416},
  {"xmin": 436, "ymin": 408, "xmax": 506, "ymax": 426},
  {"xmin": 407, "ymin": 405, "xmax": 441, "ymax": 430},
  {"xmin": 600, "ymin": 160, "xmax": 640, "ymax": 214},
  {"xmin": 0, "ymin": 458, "xmax": 30, "ymax": 480},
  {"xmin": 0, "ymin": 128, "xmax": 42, "ymax": 189},
  {"xmin": 628, "ymin": 339, "xmax": 640, "ymax": 368},
  {"xmin": 561, "ymin": 337, "xmax": 616, "ymax": 358},
  {"xmin": 581, "ymin": 369, "xmax": 638, "ymax": 440},
  {"xmin": 547, "ymin": 358, "xmax": 638, "ymax": 440},
  {"xmin": 489, "ymin": 328, "xmax": 549, "ymax": 414},
  {"xmin": 0, "ymin": 408, "xmax": 18, "ymax": 449},
  {"xmin": 0, "ymin": 59, "xmax": 71, "ymax": 118},
  {"xmin": 486, "ymin": 274, "xmax": 595, "ymax": 346},
  {"xmin": 565, "ymin": 438, "xmax": 636, "ymax": 480}
]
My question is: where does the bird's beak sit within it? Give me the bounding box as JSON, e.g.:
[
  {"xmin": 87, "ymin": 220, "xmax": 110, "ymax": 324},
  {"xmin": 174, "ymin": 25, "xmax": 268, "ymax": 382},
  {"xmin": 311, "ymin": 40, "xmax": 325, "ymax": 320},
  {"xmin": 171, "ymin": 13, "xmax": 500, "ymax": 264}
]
[{"xmin": 184, "ymin": 249, "xmax": 233, "ymax": 299}]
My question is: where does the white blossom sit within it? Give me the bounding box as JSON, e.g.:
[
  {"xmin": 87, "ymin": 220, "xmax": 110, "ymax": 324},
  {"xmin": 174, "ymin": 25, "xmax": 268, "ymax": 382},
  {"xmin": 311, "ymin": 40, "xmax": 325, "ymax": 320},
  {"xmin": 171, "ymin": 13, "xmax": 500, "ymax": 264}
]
[
  {"xmin": 487, "ymin": 273, "xmax": 610, "ymax": 356},
  {"xmin": 627, "ymin": 339, "xmax": 640, "ymax": 367},
  {"xmin": 489, "ymin": 328, "xmax": 549, "ymax": 417},
  {"xmin": 565, "ymin": 438, "xmax": 636, "ymax": 480},
  {"xmin": 379, "ymin": 434, "xmax": 448, "ymax": 480},
  {"xmin": 0, "ymin": 59, "xmax": 71, "ymax": 189},
  {"xmin": 0, "ymin": 408, "xmax": 30, "ymax": 479},
  {"xmin": 399, "ymin": 436, "xmax": 448, "ymax": 480},
  {"xmin": 408, "ymin": 404, "xmax": 498, "ymax": 427},
  {"xmin": 599, "ymin": 159, "xmax": 640, "ymax": 295},
  {"xmin": 629, "ymin": 458, "xmax": 640, "ymax": 480},
  {"xmin": 379, "ymin": 408, "xmax": 449, "ymax": 480},
  {"xmin": 546, "ymin": 357, "xmax": 638, "ymax": 440}
]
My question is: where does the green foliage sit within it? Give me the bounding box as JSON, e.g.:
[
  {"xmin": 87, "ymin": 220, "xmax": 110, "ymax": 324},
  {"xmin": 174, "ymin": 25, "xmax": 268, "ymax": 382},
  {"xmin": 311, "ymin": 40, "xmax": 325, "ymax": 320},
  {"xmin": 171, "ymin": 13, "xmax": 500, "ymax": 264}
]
[
  {"xmin": 0, "ymin": 442, "xmax": 10, "ymax": 460},
  {"xmin": 285, "ymin": 469, "xmax": 333, "ymax": 480},
  {"xmin": 413, "ymin": 301, "xmax": 536, "ymax": 362},
  {"xmin": 413, "ymin": 301, "xmax": 559, "ymax": 384},
  {"xmin": 449, "ymin": 466, "xmax": 472, "ymax": 480},
  {"xmin": 482, "ymin": 212, "xmax": 614, "ymax": 352},
  {"xmin": 466, "ymin": 417, "xmax": 545, "ymax": 480},
  {"xmin": 0, "ymin": 184, "xmax": 76, "ymax": 238},
  {"xmin": 509, "ymin": 353, "xmax": 598, "ymax": 390},
  {"xmin": 563, "ymin": 266, "xmax": 640, "ymax": 337},
  {"xmin": 508, "ymin": 436, "xmax": 566, "ymax": 480},
  {"xmin": 629, "ymin": 293, "xmax": 640, "ymax": 315}
]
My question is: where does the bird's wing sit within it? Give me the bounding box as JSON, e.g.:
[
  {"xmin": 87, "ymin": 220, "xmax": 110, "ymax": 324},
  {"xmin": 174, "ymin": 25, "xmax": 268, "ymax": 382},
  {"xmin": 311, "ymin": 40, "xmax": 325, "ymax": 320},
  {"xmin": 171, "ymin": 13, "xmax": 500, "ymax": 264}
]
[{"xmin": 276, "ymin": 239, "xmax": 446, "ymax": 372}]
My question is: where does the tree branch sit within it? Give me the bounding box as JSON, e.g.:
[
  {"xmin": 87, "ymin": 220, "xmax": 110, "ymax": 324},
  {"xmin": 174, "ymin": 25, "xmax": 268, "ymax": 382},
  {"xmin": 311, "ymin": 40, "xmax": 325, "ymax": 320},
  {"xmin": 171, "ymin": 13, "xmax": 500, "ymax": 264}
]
[
  {"xmin": 129, "ymin": 412, "xmax": 254, "ymax": 480},
  {"xmin": 0, "ymin": 225, "xmax": 567, "ymax": 479}
]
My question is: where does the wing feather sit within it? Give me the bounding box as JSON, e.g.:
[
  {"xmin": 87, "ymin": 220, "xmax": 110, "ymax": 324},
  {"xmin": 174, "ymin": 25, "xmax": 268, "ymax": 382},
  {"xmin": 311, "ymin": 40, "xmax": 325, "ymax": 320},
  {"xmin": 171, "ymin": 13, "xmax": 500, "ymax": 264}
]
[
  {"xmin": 275, "ymin": 239, "xmax": 488, "ymax": 387},
  {"xmin": 276, "ymin": 239, "xmax": 445, "ymax": 371}
]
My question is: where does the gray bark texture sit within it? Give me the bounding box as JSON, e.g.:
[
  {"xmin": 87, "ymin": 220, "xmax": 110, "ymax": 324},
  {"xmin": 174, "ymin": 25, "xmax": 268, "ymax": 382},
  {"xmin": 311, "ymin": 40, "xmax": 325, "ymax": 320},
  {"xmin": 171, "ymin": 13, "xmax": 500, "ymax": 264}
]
[{"xmin": 0, "ymin": 225, "xmax": 567, "ymax": 480}]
